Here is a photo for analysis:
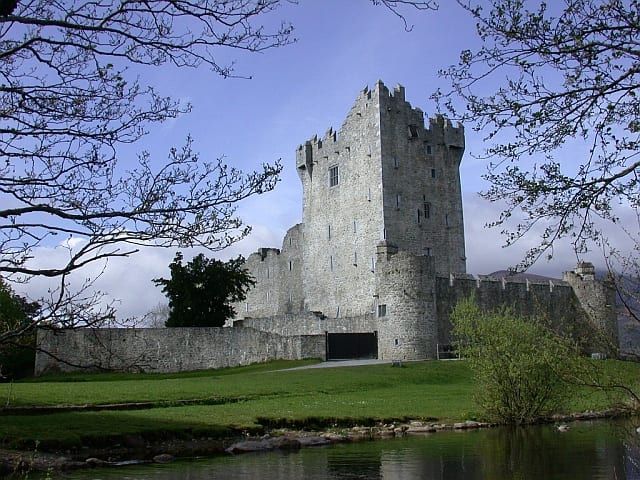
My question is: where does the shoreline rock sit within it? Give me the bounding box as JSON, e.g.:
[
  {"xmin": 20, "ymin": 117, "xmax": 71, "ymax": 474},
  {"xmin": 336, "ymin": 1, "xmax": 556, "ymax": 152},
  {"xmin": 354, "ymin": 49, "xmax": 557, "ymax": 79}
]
[{"xmin": 0, "ymin": 408, "xmax": 628, "ymax": 474}]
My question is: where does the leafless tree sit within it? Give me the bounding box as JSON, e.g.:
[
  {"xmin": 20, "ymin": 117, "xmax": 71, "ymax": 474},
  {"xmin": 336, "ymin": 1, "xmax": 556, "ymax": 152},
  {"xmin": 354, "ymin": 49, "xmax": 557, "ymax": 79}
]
[
  {"xmin": 435, "ymin": 0, "xmax": 640, "ymax": 327},
  {"xmin": 0, "ymin": 0, "xmax": 436, "ymax": 347}
]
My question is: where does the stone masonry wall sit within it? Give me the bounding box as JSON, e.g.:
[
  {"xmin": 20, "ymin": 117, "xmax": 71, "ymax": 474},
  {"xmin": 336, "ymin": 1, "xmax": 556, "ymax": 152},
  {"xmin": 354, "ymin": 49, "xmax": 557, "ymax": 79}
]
[
  {"xmin": 35, "ymin": 327, "xmax": 325, "ymax": 375},
  {"xmin": 375, "ymin": 244, "xmax": 438, "ymax": 360},
  {"xmin": 235, "ymin": 311, "xmax": 377, "ymax": 337},
  {"xmin": 296, "ymin": 84, "xmax": 385, "ymax": 318},
  {"xmin": 377, "ymin": 84, "xmax": 466, "ymax": 275},
  {"xmin": 239, "ymin": 224, "xmax": 304, "ymax": 319},
  {"xmin": 237, "ymin": 81, "xmax": 467, "ymax": 323},
  {"xmin": 434, "ymin": 271, "xmax": 608, "ymax": 352}
]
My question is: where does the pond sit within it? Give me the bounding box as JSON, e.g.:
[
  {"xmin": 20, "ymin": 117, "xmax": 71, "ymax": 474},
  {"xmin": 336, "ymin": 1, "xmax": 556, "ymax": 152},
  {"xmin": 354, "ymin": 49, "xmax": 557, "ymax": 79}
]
[{"xmin": 53, "ymin": 419, "xmax": 639, "ymax": 480}]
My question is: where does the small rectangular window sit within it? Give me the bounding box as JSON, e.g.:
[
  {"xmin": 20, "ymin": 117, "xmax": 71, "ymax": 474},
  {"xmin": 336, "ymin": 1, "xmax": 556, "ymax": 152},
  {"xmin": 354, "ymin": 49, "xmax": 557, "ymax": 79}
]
[
  {"xmin": 417, "ymin": 208, "xmax": 421, "ymax": 224},
  {"xmin": 329, "ymin": 165, "xmax": 339, "ymax": 187},
  {"xmin": 408, "ymin": 125, "xmax": 419, "ymax": 138},
  {"xmin": 393, "ymin": 156, "xmax": 398, "ymax": 168},
  {"xmin": 431, "ymin": 168, "xmax": 436, "ymax": 178},
  {"xmin": 426, "ymin": 144, "xmax": 432, "ymax": 155},
  {"xmin": 378, "ymin": 304, "xmax": 387, "ymax": 317}
]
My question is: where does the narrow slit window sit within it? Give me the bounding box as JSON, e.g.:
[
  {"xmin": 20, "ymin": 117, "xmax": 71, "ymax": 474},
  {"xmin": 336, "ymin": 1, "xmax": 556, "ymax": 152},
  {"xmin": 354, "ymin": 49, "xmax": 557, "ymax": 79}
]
[
  {"xmin": 396, "ymin": 193, "xmax": 401, "ymax": 209},
  {"xmin": 424, "ymin": 201, "xmax": 431, "ymax": 219},
  {"xmin": 353, "ymin": 251, "xmax": 358, "ymax": 266},
  {"xmin": 329, "ymin": 255, "xmax": 334, "ymax": 272}
]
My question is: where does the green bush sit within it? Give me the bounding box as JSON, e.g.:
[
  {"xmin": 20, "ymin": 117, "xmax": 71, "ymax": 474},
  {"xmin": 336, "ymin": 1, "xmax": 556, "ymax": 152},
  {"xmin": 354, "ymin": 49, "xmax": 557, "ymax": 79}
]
[
  {"xmin": 450, "ymin": 296, "xmax": 583, "ymax": 424},
  {"xmin": 0, "ymin": 333, "xmax": 35, "ymax": 380}
]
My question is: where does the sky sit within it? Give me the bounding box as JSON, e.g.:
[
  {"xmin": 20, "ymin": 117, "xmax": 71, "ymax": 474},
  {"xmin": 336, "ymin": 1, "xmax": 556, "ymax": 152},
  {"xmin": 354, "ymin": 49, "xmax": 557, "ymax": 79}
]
[{"xmin": 16, "ymin": 0, "xmax": 621, "ymax": 320}]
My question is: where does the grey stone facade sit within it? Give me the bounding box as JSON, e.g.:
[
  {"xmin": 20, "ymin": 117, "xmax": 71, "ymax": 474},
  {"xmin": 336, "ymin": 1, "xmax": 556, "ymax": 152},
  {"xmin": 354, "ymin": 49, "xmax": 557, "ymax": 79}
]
[
  {"xmin": 235, "ymin": 80, "xmax": 618, "ymax": 361},
  {"xmin": 35, "ymin": 327, "xmax": 325, "ymax": 375}
]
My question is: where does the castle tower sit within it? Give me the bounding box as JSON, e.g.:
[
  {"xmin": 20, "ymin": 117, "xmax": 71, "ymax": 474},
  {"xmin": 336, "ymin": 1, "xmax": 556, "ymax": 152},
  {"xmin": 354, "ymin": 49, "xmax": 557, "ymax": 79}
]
[
  {"xmin": 563, "ymin": 262, "xmax": 619, "ymax": 355},
  {"xmin": 375, "ymin": 241, "xmax": 438, "ymax": 360},
  {"xmin": 296, "ymin": 80, "xmax": 466, "ymax": 318}
]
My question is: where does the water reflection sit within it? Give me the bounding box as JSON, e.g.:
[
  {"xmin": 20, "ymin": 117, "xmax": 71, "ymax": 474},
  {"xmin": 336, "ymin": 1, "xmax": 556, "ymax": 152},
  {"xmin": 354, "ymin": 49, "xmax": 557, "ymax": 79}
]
[{"xmin": 56, "ymin": 419, "xmax": 640, "ymax": 480}]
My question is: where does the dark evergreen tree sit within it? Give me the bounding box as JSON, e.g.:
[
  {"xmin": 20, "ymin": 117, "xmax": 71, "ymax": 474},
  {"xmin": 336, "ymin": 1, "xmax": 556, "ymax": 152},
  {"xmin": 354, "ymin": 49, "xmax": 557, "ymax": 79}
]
[
  {"xmin": 154, "ymin": 253, "xmax": 255, "ymax": 327},
  {"xmin": 0, "ymin": 279, "xmax": 40, "ymax": 378}
]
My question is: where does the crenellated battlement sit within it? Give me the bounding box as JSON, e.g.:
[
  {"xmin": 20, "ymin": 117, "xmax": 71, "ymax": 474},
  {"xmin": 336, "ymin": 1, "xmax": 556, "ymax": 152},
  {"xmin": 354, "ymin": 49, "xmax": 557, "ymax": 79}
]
[{"xmin": 428, "ymin": 114, "xmax": 464, "ymax": 151}]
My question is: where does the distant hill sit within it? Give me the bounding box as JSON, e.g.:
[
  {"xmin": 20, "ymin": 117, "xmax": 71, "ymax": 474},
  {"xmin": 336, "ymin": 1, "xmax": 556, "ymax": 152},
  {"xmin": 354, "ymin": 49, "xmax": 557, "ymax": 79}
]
[{"xmin": 487, "ymin": 270, "xmax": 560, "ymax": 282}]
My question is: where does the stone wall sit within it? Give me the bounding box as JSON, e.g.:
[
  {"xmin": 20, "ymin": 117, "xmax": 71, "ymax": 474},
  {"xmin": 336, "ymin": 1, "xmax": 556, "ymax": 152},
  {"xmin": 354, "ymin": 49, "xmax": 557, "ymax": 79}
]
[
  {"xmin": 296, "ymin": 83, "xmax": 385, "ymax": 318},
  {"xmin": 434, "ymin": 269, "xmax": 615, "ymax": 355},
  {"xmin": 378, "ymin": 85, "xmax": 466, "ymax": 275},
  {"xmin": 35, "ymin": 327, "xmax": 325, "ymax": 375},
  {"xmin": 235, "ymin": 311, "xmax": 377, "ymax": 337},
  {"xmin": 238, "ymin": 81, "xmax": 468, "ymax": 322},
  {"xmin": 375, "ymin": 243, "xmax": 437, "ymax": 360}
]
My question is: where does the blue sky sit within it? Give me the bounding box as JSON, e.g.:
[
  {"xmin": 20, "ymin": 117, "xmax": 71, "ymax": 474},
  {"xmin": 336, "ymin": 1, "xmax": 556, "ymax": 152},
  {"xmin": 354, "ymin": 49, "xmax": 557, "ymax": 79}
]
[{"xmin": 20, "ymin": 1, "xmax": 613, "ymax": 319}]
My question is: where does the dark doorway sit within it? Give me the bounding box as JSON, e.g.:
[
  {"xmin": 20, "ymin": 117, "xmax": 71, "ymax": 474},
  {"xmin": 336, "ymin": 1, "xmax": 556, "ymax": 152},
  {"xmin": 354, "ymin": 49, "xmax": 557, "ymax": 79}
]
[{"xmin": 326, "ymin": 332, "xmax": 378, "ymax": 360}]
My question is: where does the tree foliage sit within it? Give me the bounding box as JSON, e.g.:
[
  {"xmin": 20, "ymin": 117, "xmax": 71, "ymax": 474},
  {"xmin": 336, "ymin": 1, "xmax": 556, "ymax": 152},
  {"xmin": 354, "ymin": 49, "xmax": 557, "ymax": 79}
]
[
  {"xmin": 0, "ymin": 278, "xmax": 40, "ymax": 378},
  {"xmin": 450, "ymin": 296, "xmax": 581, "ymax": 424},
  {"xmin": 435, "ymin": 0, "xmax": 640, "ymax": 274},
  {"xmin": 154, "ymin": 252, "xmax": 255, "ymax": 327}
]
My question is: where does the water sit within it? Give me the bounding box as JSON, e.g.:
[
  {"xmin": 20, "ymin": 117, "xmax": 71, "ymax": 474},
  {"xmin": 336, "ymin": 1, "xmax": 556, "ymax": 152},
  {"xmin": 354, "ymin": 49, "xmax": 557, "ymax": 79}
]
[{"xmin": 53, "ymin": 419, "xmax": 640, "ymax": 479}]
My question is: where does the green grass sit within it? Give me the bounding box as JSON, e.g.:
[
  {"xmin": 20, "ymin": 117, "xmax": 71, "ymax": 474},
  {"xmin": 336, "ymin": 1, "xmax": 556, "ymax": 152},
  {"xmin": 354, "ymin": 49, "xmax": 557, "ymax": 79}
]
[{"xmin": 0, "ymin": 359, "xmax": 638, "ymax": 451}]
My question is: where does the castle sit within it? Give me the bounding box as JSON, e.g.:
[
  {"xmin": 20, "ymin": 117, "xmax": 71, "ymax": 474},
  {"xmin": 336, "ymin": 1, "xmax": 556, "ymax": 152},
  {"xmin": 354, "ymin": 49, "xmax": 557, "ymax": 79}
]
[
  {"xmin": 35, "ymin": 81, "xmax": 618, "ymax": 374},
  {"xmin": 233, "ymin": 80, "xmax": 618, "ymax": 360}
]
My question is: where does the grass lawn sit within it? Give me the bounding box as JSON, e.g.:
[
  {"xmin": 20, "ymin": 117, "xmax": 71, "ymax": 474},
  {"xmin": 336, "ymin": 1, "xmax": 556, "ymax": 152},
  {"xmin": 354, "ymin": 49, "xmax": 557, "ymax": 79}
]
[{"xmin": 0, "ymin": 359, "xmax": 638, "ymax": 450}]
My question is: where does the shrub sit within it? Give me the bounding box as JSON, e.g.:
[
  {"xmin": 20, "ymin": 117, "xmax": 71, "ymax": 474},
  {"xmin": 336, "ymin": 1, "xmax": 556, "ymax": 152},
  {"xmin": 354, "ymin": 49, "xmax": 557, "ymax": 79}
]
[{"xmin": 450, "ymin": 296, "xmax": 582, "ymax": 424}]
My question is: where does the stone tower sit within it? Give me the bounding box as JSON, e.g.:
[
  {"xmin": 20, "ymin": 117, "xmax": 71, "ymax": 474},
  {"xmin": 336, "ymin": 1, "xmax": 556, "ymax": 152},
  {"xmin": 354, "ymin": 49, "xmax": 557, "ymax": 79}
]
[{"xmin": 296, "ymin": 80, "xmax": 466, "ymax": 319}]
